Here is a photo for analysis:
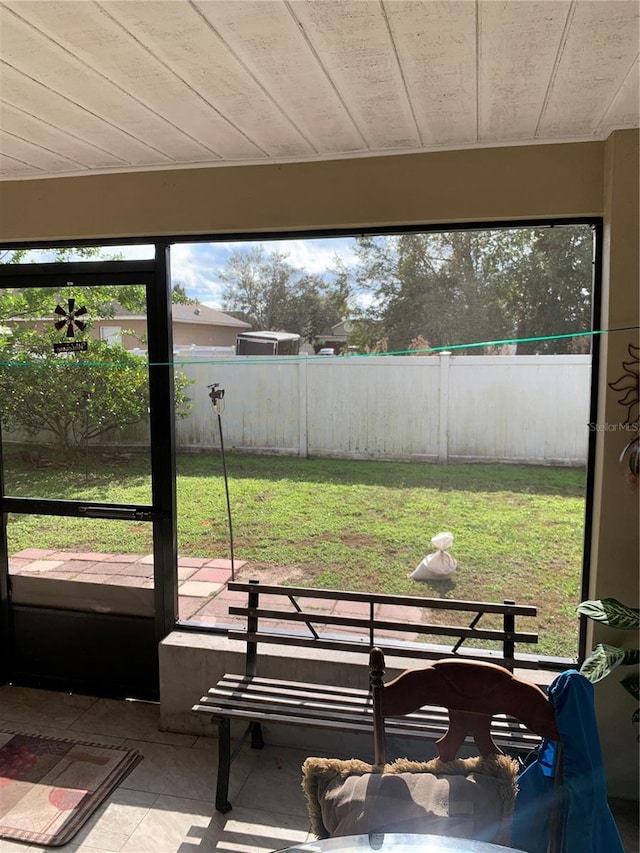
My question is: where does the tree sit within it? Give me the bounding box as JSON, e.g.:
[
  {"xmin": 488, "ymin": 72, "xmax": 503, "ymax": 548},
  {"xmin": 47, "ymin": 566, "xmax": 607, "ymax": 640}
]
[
  {"xmin": 0, "ymin": 247, "xmax": 146, "ymax": 326},
  {"xmin": 349, "ymin": 226, "xmax": 593, "ymax": 354},
  {"xmin": 0, "ymin": 327, "xmax": 191, "ymax": 451},
  {"xmin": 1, "ymin": 332, "xmax": 149, "ymax": 449},
  {"xmin": 0, "ymin": 247, "xmax": 107, "ymax": 265},
  {"xmin": 219, "ymin": 245, "xmax": 348, "ymax": 343},
  {"xmin": 171, "ymin": 282, "xmax": 198, "ymax": 304},
  {"xmin": 351, "ymin": 231, "xmax": 509, "ymax": 352},
  {"xmin": 497, "ymin": 226, "xmax": 593, "ymax": 354}
]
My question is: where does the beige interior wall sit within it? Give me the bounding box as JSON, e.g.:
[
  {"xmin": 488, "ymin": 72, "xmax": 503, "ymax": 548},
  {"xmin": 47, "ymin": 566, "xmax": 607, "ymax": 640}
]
[
  {"xmin": 1, "ymin": 132, "xmax": 638, "ymax": 795},
  {"xmin": 590, "ymin": 130, "xmax": 640, "ymax": 799},
  {"xmin": 1, "ymin": 140, "xmax": 603, "ymax": 240}
]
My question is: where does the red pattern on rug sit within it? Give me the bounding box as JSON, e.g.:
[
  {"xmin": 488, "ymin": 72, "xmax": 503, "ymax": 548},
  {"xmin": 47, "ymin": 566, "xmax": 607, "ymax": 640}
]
[{"xmin": 0, "ymin": 730, "xmax": 141, "ymax": 847}]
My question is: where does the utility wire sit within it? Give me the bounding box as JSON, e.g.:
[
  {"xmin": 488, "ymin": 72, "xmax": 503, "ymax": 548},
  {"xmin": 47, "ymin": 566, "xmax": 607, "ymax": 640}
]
[{"xmin": 1, "ymin": 326, "xmax": 637, "ymax": 368}]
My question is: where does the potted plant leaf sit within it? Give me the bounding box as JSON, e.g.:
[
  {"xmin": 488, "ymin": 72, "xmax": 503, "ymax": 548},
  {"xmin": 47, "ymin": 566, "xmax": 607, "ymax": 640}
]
[{"xmin": 577, "ymin": 598, "xmax": 639, "ymax": 727}]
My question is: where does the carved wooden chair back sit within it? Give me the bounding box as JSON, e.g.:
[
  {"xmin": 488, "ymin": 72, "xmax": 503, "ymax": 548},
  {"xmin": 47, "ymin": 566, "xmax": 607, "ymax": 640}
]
[
  {"xmin": 369, "ymin": 647, "xmax": 563, "ymax": 852},
  {"xmin": 370, "ymin": 647, "xmax": 559, "ymax": 764}
]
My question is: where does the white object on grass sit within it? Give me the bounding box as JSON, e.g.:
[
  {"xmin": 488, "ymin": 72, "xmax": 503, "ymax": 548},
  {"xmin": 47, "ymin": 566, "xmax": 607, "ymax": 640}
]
[{"xmin": 411, "ymin": 531, "xmax": 457, "ymax": 581}]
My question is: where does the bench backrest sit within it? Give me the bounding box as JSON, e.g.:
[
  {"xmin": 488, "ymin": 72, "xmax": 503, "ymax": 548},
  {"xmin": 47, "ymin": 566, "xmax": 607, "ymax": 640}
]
[{"xmin": 227, "ymin": 580, "xmax": 540, "ymax": 676}]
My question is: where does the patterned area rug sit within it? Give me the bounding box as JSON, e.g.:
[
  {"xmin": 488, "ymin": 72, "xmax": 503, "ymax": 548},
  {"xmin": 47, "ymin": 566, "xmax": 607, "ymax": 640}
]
[{"xmin": 0, "ymin": 729, "xmax": 142, "ymax": 847}]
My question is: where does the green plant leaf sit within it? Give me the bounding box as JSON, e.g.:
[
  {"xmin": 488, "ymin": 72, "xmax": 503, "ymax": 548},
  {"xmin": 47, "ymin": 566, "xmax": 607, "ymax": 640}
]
[
  {"xmin": 576, "ymin": 598, "xmax": 640, "ymax": 630},
  {"xmin": 579, "ymin": 643, "xmax": 627, "ymax": 683},
  {"xmin": 621, "ymin": 672, "xmax": 640, "ymax": 700}
]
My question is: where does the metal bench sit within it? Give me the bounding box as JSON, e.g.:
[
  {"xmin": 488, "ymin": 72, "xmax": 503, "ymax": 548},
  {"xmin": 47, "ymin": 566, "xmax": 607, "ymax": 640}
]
[{"xmin": 193, "ymin": 580, "xmax": 545, "ymax": 813}]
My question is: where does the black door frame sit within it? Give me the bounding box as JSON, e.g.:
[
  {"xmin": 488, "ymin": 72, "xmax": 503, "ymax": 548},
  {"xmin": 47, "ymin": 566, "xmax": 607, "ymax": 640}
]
[{"xmin": 0, "ymin": 247, "xmax": 177, "ymax": 698}]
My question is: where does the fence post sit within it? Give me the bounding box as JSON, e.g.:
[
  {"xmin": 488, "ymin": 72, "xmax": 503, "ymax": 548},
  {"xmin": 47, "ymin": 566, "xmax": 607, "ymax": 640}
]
[
  {"xmin": 439, "ymin": 351, "xmax": 451, "ymax": 463},
  {"xmin": 298, "ymin": 354, "xmax": 308, "ymax": 458}
]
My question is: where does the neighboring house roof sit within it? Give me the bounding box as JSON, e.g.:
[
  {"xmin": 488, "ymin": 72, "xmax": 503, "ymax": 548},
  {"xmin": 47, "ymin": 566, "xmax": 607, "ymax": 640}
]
[
  {"xmin": 332, "ymin": 320, "xmax": 354, "ymax": 336},
  {"xmin": 110, "ymin": 304, "xmax": 251, "ymax": 329},
  {"xmin": 9, "ymin": 302, "xmax": 251, "ymax": 330},
  {"xmin": 319, "ymin": 319, "xmax": 354, "ymax": 339},
  {"xmin": 171, "ymin": 305, "xmax": 251, "ymax": 328}
]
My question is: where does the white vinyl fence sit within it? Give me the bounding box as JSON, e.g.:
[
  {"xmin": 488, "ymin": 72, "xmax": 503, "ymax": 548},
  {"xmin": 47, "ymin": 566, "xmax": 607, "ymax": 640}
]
[{"xmin": 171, "ymin": 353, "xmax": 591, "ymax": 465}]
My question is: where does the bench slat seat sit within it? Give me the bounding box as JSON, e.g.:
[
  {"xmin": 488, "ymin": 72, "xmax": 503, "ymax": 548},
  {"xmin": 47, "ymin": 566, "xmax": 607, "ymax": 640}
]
[
  {"xmin": 193, "ymin": 673, "xmax": 542, "ymax": 753},
  {"xmin": 222, "ymin": 583, "xmax": 537, "ymax": 615}
]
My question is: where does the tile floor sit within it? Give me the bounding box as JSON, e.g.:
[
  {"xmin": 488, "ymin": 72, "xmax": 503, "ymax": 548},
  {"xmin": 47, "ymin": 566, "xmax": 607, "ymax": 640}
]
[
  {"xmin": 0, "ymin": 683, "xmax": 637, "ymax": 853},
  {"xmin": 0, "ymin": 684, "xmax": 316, "ymax": 853}
]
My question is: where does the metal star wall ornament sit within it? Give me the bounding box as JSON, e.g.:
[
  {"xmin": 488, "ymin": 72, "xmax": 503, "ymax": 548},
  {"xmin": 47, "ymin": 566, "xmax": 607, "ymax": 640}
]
[{"xmin": 54, "ymin": 298, "xmax": 88, "ymax": 338}]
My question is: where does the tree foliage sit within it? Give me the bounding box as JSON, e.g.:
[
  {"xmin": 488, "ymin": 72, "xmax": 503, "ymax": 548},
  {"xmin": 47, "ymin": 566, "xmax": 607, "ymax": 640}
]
[
  {"xmin": 0, "ymin": 329, "xmax": 191, "ymax": 451},
  {"xmin": 0, "ymin": 247, "xmax": 107, "ymax": 265},
  {"xmin": 0, "ymin": 248, "xmax": 146, "ymax": 322},
  {"xmin": 501, "ymin": 226, "xmax": 593, "ymax": 354},
  {"xmin": 171, "ymin": 282, "xmax": 198, "ymax": 305},
  {"xmin": 349, "ymin": 226, "xmax": 593, "ymax": 354},
  {"xmin": 2, "ymin": 332, "xmax": 149, "ymax": 449},
  {"xmin": 219, "ymin": 245, "xmax": 348, "ymax": 343}
]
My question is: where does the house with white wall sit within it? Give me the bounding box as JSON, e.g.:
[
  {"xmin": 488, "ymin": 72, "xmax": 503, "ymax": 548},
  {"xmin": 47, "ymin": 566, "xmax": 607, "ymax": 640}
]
[{"xmin": 99, "ymin": 303, "xmax": 250, "ymax": 349}]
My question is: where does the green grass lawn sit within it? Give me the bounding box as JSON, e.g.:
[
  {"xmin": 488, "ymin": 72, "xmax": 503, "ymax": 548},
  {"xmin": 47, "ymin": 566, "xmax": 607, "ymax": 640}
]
[{"xmin": 4, "ymin": 447, "xmax": 586, "ymax": 659}]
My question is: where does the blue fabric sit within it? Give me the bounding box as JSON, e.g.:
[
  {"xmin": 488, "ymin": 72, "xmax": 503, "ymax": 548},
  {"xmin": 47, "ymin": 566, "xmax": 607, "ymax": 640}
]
[{"xmin": 511, "ymin": 669, "xmax": 624, "ymax": 853}]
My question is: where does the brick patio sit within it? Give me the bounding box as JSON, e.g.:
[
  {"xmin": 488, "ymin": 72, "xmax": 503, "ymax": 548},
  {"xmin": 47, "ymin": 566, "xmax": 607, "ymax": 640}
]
[
  {"xmin": 8, "ymin": 548, "xmax": 245, "ymax": 625},
  {"xmin": 8, "ymin": 548, "xmax": 427, "ymax": 641}
]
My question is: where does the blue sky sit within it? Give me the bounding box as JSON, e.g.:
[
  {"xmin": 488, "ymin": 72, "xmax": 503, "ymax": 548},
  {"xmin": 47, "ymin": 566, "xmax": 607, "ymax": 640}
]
[
  {"xmin": 118, "ymin": 237, "xmax": 359, "ymax": 309},
  {"xmin": 10, "ymin": 237, "xmax": 359, "ymax": 310}
]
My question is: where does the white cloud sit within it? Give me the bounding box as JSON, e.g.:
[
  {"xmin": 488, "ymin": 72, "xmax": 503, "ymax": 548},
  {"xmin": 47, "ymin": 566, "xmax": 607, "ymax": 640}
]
[
  {"xmin": 168, "ymin": 244, "xmax": 226, "ymax": 307},
  {"xmin": 166, "ymin": 237, "xmax": 359, "ymax": 308},
  {"xmin": 109, "ymin": 244, "xmax": 154, "ymax": 260},
  {"xmin": 6, "ymin": 238, "xmax": 360, "ymax": 311},
  {"xmin": 261, "ymin": 237, "xmax": 357, "ymax": 275}
]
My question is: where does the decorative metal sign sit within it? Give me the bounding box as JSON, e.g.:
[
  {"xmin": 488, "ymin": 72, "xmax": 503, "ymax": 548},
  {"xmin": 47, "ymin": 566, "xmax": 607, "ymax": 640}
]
[
  {"xmin": 53, "ymin": 297, "xmax": 89, "ymax": 353},
  {"xmin": 54, "ymin": 340, "xmax": 88, "ymax": 353}
]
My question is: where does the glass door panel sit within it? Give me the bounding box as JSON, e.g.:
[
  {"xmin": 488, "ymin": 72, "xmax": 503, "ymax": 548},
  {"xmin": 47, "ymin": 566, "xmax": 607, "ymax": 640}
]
[
  {"xmin": 7, "ymin": 513, "xmax": 154, "ymax": 613},
  {"xmin": 7, "ymin": 514, "xmax": 158, "ymax": 700},
  {"xmin": 0, "ymin": 270, "xmax": 160, "ymax": 685},
  {"xmin": 1, "ymin": 283, "xmax": 151, "ymax": 503},
  {"xmin": 0, "ymin": 255, "xmax": 174, "ymax": 699}
]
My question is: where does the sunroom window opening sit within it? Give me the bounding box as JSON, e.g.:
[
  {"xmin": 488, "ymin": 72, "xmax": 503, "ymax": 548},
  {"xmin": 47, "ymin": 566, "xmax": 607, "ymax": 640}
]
[
  {"xmin": 0, "ymin": 244, "xmax": 155, "ymax": 264},
  {"xmin": 170, "ymin": 224, "xmax": 596, "ymax": 665}
]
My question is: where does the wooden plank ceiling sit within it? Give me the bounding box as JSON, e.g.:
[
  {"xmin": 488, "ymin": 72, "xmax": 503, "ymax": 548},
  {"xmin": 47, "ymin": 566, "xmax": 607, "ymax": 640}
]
[{"xmin": 0, "ymin": 0, "xmax": 638, "ymax": 180}]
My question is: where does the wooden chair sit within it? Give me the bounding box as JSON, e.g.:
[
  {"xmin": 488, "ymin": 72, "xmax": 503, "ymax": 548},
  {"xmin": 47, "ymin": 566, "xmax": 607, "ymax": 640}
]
[
  {"xmin": 369, "ymin": 647, "xmax": 563, "ymax": 850},
  {"xmin": 370, "ymin": 646, "xmax": 560, "ymax": 764}
]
